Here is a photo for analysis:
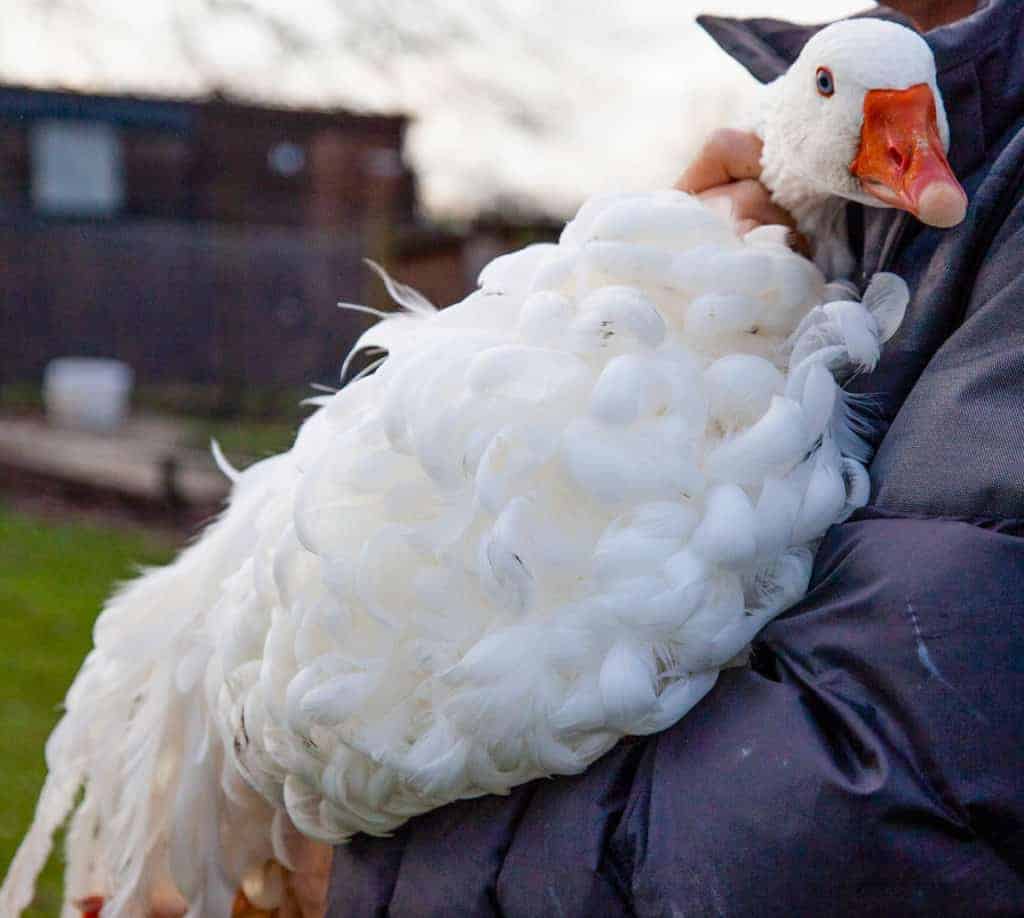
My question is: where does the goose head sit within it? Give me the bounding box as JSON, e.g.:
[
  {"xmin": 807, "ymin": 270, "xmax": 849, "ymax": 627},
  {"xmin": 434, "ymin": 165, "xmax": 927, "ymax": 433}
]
[{"xmin": 760, "ymin": 18, "xmax": 967, "ymax": 232}]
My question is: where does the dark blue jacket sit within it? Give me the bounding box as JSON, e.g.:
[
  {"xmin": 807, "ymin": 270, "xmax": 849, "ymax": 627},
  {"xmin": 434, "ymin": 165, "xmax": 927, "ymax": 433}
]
[{"xmin": 328, "ymin": 4, "xmax": 1024, "ymax": 913}]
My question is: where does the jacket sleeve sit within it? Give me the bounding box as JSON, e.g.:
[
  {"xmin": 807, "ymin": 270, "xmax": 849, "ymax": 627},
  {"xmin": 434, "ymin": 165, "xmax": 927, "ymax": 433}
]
[
  {"xmin": 327, "ymin": 511, "xmax": 1024, "ymax": 917},
  {"xmin": 617, "ymin": 511, "xmax": 1024, "ymax": 918}
]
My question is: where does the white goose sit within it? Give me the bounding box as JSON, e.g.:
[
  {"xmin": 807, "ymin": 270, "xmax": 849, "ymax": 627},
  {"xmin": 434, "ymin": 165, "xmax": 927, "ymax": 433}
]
[{"xmin": 2, "ymin": 17, "xmax": 966, "ymax": 918}]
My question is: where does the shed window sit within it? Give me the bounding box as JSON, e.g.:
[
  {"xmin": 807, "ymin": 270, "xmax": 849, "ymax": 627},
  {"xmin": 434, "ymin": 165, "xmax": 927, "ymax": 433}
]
[{"xmin": 31, "ymin": 120, "xmax": 124, "ymax": 216}]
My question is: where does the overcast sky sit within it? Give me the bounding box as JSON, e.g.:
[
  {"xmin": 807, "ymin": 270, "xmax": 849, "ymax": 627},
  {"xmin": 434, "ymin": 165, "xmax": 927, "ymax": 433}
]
[{"xmin": 1, "ymin": 0, "xmax": 868, "ymax": 218}]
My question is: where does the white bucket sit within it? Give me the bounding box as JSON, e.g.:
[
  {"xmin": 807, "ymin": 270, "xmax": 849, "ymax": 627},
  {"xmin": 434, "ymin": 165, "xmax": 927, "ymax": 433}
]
[{"xmin": 43, "ymin": 357, "xmax": 134, "ymax": 432}]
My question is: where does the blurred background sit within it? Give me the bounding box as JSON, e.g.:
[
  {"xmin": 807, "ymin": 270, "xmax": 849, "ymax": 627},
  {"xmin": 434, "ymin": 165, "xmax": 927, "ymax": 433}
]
[{"xmin": 0, "ymin": 0, "xmax": 864, "ymax": 912}]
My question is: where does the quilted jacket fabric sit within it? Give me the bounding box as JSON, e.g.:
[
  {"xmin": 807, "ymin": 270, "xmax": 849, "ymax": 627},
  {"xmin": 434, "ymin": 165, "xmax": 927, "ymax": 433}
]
[{"xmin": 328, "ymin": 4, "xmax": 1024, "ymax": 914}]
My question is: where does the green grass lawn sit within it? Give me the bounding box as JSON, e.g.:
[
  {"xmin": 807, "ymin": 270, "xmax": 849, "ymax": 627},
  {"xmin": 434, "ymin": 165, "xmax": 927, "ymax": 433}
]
[{"xmin": 0, "ymin": 507, "xmax": 175, "ymax": 915}]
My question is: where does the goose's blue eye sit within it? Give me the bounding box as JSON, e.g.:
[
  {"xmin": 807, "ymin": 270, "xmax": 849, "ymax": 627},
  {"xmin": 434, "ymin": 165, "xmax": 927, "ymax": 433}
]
[{"xmin": 816, "ymin": 67, "xmax": 835, "ymax": 97}]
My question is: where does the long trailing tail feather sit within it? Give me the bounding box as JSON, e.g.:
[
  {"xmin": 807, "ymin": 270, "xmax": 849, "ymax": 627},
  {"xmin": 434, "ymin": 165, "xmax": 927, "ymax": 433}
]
[{"xmin": 0, "ymin": 725, "xmax": 84, "ymax": 914}]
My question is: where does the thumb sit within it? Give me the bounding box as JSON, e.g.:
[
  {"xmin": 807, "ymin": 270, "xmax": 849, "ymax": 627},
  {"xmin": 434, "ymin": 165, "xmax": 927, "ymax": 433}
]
[{"xmin": 675, "ymin": 129, "xmax": 764, "ymax": 194}]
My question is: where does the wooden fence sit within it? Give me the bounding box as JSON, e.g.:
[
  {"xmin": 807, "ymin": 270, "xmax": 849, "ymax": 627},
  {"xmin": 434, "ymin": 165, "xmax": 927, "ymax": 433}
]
[{"xmin": 0, "ymin": 217, "xmax": 380, "ymax": 389}]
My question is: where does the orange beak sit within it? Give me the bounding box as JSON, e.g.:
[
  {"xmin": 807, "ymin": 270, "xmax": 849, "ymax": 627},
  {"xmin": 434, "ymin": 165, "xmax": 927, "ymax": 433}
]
[{"xmin": 850, "ymin": 83, "xmax": 967, "ymax": 228}]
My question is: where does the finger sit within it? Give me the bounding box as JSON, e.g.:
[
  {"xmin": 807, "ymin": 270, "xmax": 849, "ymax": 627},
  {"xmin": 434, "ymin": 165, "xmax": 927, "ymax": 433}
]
[
  {"xmin": 287, "ymin": 842, "xmax": 332, "ymax": 918},
  {"xmin": 734, "ymin": 219, "xmax": 810, "ymax": 256},
  {"xmin": 674, "ymin": 129, "xmax": 765, "ymax": 194},
  {"xmin": 701, "ymin": 180, "xmax": 798, "ymax": 229}
]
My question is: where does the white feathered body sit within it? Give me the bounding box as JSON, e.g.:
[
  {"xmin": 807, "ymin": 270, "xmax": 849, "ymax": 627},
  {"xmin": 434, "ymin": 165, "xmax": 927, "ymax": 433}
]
[{"xmin": 2, "ymin": 189, "xmax": 908, "ymax": 915}]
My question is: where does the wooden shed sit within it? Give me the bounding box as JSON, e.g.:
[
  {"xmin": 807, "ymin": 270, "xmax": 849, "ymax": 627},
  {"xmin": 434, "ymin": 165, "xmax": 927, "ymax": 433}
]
[{"xmin": 0, "ymin": 86, "xmax": 419, "ymax": 388}]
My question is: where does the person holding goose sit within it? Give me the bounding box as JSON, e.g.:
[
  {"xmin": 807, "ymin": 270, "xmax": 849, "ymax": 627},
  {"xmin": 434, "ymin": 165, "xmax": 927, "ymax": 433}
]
[
  {"xmin": 6, "ymin": 2, "xmax": 1023, "ymax": 916},
  {"xmin": 328, "ymin": 1, "xmax": 1024, "ymax": 913}
]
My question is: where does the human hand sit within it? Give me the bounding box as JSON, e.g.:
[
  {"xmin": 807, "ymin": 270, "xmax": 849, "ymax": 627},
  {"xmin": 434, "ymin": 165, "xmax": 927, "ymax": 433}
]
[
  {"xmin": 674, "ymin": 128, "xmax": 808, "ymax": 253},
  {"xmin": 228, "ymin": 828, "xmax": 331, "ymax": 918}
]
